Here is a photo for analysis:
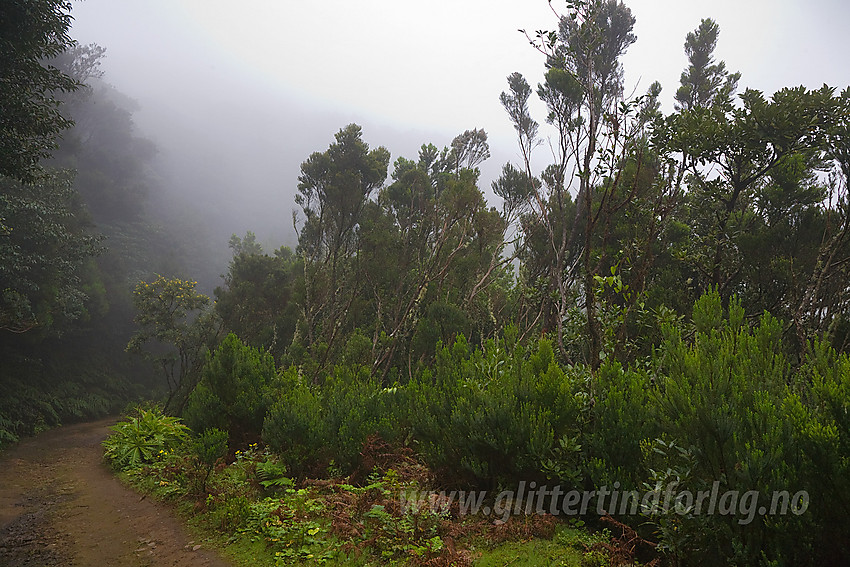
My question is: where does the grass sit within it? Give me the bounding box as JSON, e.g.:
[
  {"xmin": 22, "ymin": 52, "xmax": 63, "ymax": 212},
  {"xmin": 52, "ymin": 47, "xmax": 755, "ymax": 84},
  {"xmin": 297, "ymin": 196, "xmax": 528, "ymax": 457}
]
[{"xmin": 470, "ymin": 524, "xmax": 608, "ymax": 567}]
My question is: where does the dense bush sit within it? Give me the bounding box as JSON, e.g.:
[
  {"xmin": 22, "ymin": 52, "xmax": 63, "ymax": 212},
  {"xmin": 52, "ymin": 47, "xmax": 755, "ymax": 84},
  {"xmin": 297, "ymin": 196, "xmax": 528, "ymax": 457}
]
[
  {"xmin": 183, "ymin": 333, "xmax": 277, "ymax": 443},
  {"xmin": 192, "ymin": 427, "xmax": 228, "ymax": 492},
  {"xmin": 636, "ymin": 291, "xmax": 849, "ymax": 565},
  {"xmin": 780, "ymin": 341, "xmax": 850, "ymax": 564},
  {"xmin": 407, "ymin": 334, "xmax": 583, "ymax": 488},
  {"xmin": 263, "ymin": 364, "xmax": 399, "ymax": 475},
  {"xmin": 264, "ymin": 333, "xmax": 585, "ymax": 486},
  {"xmin": 199, "ymin": 290, "xmax": 850, "ymax": 565},
  {"xmin": 581, "ymin": 360, "xmax": 658, "ymax": 491}
]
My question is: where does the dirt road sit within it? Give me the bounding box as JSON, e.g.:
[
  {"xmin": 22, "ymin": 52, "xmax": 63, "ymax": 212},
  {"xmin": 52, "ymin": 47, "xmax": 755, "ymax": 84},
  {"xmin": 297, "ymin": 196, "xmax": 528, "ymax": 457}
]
[{"xmin": 0, "ymin": 418, "xmax": 233, "ymax": 566}]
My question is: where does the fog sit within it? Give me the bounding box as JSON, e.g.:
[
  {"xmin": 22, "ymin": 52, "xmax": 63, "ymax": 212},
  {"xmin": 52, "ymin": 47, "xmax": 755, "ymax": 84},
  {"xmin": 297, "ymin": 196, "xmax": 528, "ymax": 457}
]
[{"xmin": 67, "ymin": 0, "xmax": 850, "ymax": 287}]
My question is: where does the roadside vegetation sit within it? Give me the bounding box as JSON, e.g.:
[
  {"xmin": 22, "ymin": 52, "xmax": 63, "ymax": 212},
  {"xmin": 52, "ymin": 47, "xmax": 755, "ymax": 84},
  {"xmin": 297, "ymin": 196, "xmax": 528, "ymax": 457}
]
[
  {"xmin": 103, "ymin": 407, "xmax": 606, "ymax": 566},
  {"xmin": 103, "ymin": 290, "xmax": 850, "ymax": 565}
]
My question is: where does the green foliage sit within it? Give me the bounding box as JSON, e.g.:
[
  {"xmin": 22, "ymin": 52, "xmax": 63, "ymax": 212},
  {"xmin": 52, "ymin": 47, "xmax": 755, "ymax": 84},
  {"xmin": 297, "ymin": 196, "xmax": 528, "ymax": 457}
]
[
  {"xmin": 192, "ymin": 427, "xmax": 228, "ymax": 493},
  {"xmin": 290, "ymin": 123, "xmax": 509, "ymax": 381},
  {"xmin": 675, "ymin": 18, "xmax": 740, "ymax": 110},
  {"xmin": 193, "ymin": 427, "xmax": 228, "ymax": 468},
  {"xmin": 795, "ymin": 342, "xmax": 850, "ymax": 561},
  {"xmin": 262, "ymin": 367, "xmax": 326, "ymax": 474},
  {"xmin": 0, "ymin": 170, "xmax": 103, "ymax": 335},
  {"xmin": 0, "ymin": 35, "xmax": 197, "ymax": 443},
  {"xmin": 0, "ymin": 361, "xmax": 124, "ymax": 447},
  {"xmin": 474, "ymin": 524, "xmax": 587, "ymax": 567},
  {"xmin": 582, "ymin": 361, "xmax": 657, "ymax": 489},
  {"xmin": 0, "ymin": 0, "xmax": 79, "ymax": 182},
  {"xmin": 255, "ymin": 458, "xmax": 293, "ymax": 490},
  {"xmin": 183, "ymin": 332, "xmax": 277, "ymax": 441},
  {"xmin": 127, "ymin": 275, "xmax": 210, "ymax": 349},
  {"xmin": 214, "ymin": 245, "xmax": 299, "ymax": 359},
  {"xmin": 229, "ymin": 230, "xmax": 263, "ymax": 256},
  {"xmin": 263, "ymin": 365, "xmax": 399, "ymax": 475},
  {"xmin": 362, "ymin": 502, "xmax": 444, "ymax": 560},
  {"xmin": 407, "ymin": 335, "xmax": 582, "ymax": 486},
  {"xmin": 9, "ymin": 6, "xmax": 850, "ymax": 567},
  {"xmin": 246, "ymin": 494, "xmax": 334, "ymax": 564},
  {"xmin": 295, "ymin": 124, "xmax": 390, "ymax": 376},
  {"xmin": 636, "ymin": 290, "xmax": 846, "ymax": 565},
  {"xmin": 102, "ymin": 408, "xmax": 188, "ymax": 471},
  {"xmin": 210, "ymin": 494, "xmax": 253, "ymax": 532},
  {"xmin": 126, "ymin": 274, "xmax": 219, "ymax": 412},
  {"xmin": 108, "ymin": 402, "xmax": 603, "ymax": 566}
]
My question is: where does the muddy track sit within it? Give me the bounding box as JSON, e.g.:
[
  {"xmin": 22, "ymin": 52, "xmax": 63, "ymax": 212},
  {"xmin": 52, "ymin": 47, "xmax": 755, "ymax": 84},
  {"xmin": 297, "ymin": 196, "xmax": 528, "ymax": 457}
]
[{"xmin": 0, "ymin": 418, "xmax": 233, "ymax": 566}]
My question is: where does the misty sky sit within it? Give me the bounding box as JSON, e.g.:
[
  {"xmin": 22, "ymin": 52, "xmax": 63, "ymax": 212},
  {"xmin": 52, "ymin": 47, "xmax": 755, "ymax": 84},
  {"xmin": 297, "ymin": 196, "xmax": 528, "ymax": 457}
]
[{"xmin": 68, "ymin": 0, "xmax": 850, "ymax": 259}]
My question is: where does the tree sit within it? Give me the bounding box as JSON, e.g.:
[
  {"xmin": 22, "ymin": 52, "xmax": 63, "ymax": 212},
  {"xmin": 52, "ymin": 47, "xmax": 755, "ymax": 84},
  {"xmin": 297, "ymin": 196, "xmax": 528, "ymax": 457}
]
[
  {"xmin": 507, "ymin": 0, "xmax": 669, "ymax": 369},
  {"xmin": 674, "ymin": 18, "xmax": 740, "ymax": 111},
  {"xmin": 0, "ymin": 27, "xmax": 197, "ymax": 442},
  {"xmin": 126, "ymin": 275, "xmax": 221, "ymax": 413},
  {"xmin": 654, "ymin": 18, "xmax": 850, "ymax": 354},
  {"xmin": 294, "ymin": 124, "xmax": 390, "ymax": 375},
  {"xmin": 183, "ymin": 332, "xmax": 277, "ymax": 443},
  {"xmin": 296, "ymin": 124, "xmax": 390, "ymax": 279},
  {"xmin": 49, "ymin": 46, "xmax": 157, "ymax": 225},
  {"xmin": 287, "ymin": 125, "xmax": 509, "ymax": 380},
  {"xmin": 665, "ymin": 86, "xmax": 838, "ymax": 291},
  {"xmin": 214, "ymin": 244, "xmax": 299, "ymax": 360},
  {"xmin": 359, "ymin": 137, "xmax": 507, "ymax": 378},
  {"xmin": 0, "ymin": 170, "xmax": 103, "ymax": 334},
  {"xmin": 790, "ymin": 88, "xmax": 850, "ymax": 351},
  {"xmin": 0, "ymin": 0, "xmax": 79, "ymax": 183},
  {"xmin": 228, "ymin": 230, "xmax": 263, "ymax": 256},
  {"xmin": 0, "ymin": 3, "xmax": 96, "ymax": 334},
  {"xmin": 448, "ymin": 128, "xmax": 491, "ymax": 174}
]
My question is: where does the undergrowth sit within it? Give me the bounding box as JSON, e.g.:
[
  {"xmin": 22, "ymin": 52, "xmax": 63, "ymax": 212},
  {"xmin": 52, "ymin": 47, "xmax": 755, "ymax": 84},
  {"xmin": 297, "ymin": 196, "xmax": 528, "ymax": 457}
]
[{"xmin": 104, "ymin": 413, "xmax": 613, "ymax": 566}]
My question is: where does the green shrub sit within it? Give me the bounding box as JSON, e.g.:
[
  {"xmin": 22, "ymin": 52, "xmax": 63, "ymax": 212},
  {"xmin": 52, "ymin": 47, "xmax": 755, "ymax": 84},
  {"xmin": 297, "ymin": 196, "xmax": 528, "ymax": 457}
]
[
  {"xmin": 582, "ymin": 361, "xmax": 658, "ymax": 490},
  {"xmin": 192, "ymin": 427, "xmax": 228, "ymax": 492},
  {"xmin": 102, "ymin": 408, "xmax": 188, "ymax": 471},
  {"xmin": 795, "ymin": 341, "xmax": 850, "ymax": 562},
  {"xmin": 407, "ymin": 335, "xmax": 582, "ymax": 487},
  {"xmin": 183, "ymin": 332, "xmax": 277, "ymax": 441},
  {"xmin": 322, "ymin": 364, "xmax": 400, "ymax": 470},
  {"xmin": 645, "ymin": 290, "xmax": 841, "ymax": 565},
  {"xmin": 263, "ymin": 364, "xmax": 399, "ymax": 475},
  {"xmin": 263, "ymin": 367, "xmax": 328, "ymax": 474}
]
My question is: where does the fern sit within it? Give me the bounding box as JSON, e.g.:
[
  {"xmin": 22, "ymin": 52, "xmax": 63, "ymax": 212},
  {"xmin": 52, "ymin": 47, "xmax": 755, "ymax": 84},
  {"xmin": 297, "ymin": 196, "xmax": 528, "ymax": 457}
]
[{"xmin": 255, "ymin": 459, "xmax": 293, "ymax": 489}]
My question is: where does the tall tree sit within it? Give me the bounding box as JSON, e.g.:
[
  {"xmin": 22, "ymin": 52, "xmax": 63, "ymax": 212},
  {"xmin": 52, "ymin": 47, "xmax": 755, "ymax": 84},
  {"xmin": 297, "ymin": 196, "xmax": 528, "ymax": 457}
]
[
  {"xmin": 126, "ymin": 275, "xmax": 221, "ymax": 413},
  {"xmin": 359, "ymin": 137, "xmax": 507, "ymax": 379},
  {"xmin": 0, "ymin": 0, "xmax": 79, "ymax": 183},
  {"xmin": 295, "ymin": 124, "xmax": 390, "ymax": 375},
  {"xmin": 214, "ymin": 243, "xmax": 299, "ymax": 360},
  {"xmin": 657, "ymin": 19, "xmax": 850, "ymax": 353},
  {"xmin": 0, "ymin": 170, "xmax": 102, "ymax": 334},
  {"xmin": 665, "ymin": 85, "xmax": 838, "ymax": 293},
  {"xmin": 507, "ymin": 0, "xmax": 664, "ymax": 369},
  {"xmin": 791, "ymin": 88, "xmax": 850, "ymax": 350}
]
